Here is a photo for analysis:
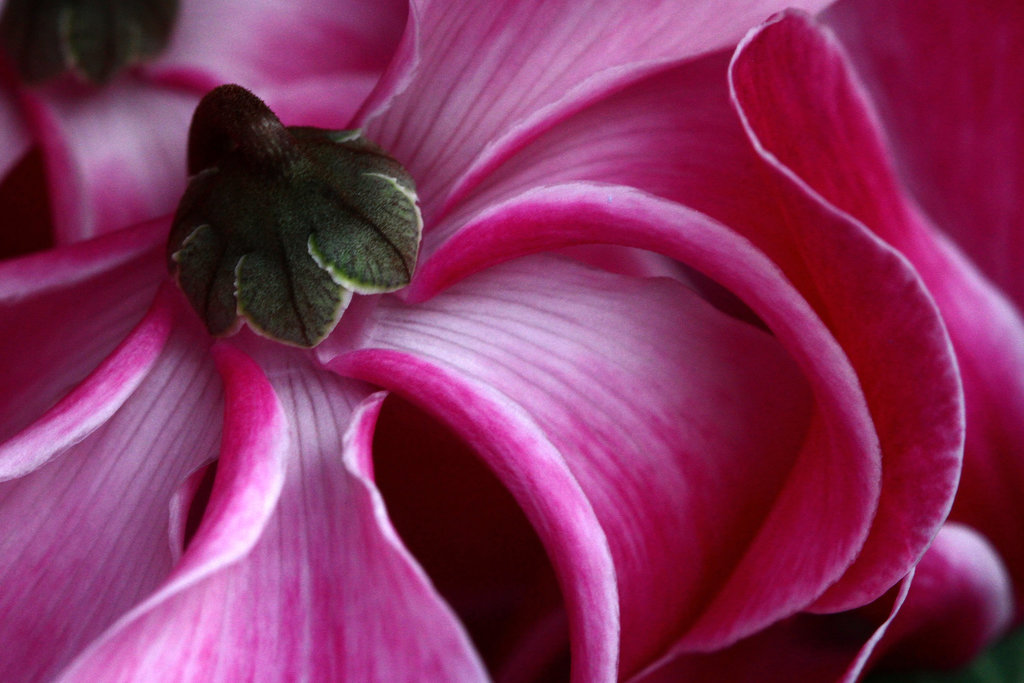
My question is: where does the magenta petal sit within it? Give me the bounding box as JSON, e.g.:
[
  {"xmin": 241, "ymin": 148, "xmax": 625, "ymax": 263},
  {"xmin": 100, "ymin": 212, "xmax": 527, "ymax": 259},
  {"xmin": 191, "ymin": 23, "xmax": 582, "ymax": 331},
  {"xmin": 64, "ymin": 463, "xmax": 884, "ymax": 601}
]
[
  {"xmin": 0, "ymin": 287, "xmax": 171, "ymax": 479},
  {"xmin": 324, "ymin": 254, "xmax": 898, "ymax": 675},
  {"xmin": 729, "ymin": 11, "xmax": 965, "ymax": 610},
  {"xmin": 822, "ymin": 0, "xmax": 1024, "ymax": 619},
  {"xmin": 0, "ymin": 220, "xmax": 165, "ymax": 443},
  {"xmin": 733, "ymin": 10, "xmax": 1024, "ymax": 616},
  {"xmin": 330, "ymin": 345, "xmax": 622, "ymax": 682},
  {"xmin": 632, "ymin": 574, "xmax": 914, "ymax": 683},
  {"xmin": 22, "ymin": 82, "xmax": 196, "ymax": 242},
  {"xmin": 152, "ymin": 0, "xmax": 407, "ymax": 97},
  {"xmin": 826, "ymin": 0, "xmax": 1024, "ymax": 309},
  {"xmin": 406, "ymin": 181, "xmax": 961, "ymax": 636},
  {"xmin": 61, "ymin": 344, "xmax": 489, "ymax": 681},
  {"xmin": 872, "ymin": 522, "xmax": 1013, "ymax": 671},
  {"xmin": 0, "ymin": 321, "xmax": 222, "ymax": 682},
  {"xmin": 362, "ymin": 0, "xmax": 836, "ymax": 217}
]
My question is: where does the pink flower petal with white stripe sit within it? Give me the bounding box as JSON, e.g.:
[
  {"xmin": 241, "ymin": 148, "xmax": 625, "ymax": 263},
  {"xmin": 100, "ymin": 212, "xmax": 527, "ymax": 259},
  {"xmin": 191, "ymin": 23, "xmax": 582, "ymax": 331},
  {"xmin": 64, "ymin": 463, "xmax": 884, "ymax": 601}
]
[
  {"xmin": 0, "ymin": 219, "xmax": 165, "ymax": 444},
  {"xmin": 0, "ymin": 303, "xmax": 222, "ymax": 682},
  {"xmin": 61, "ymin": 342, "xmax": 489, "ymax": 681},
  {"xmin": 359, "ymin": 0, "xmax": 836, "ymax": 219},
  {"xmin": 323, "ymin": 255, "xmax": 895, "ymax": 677}
]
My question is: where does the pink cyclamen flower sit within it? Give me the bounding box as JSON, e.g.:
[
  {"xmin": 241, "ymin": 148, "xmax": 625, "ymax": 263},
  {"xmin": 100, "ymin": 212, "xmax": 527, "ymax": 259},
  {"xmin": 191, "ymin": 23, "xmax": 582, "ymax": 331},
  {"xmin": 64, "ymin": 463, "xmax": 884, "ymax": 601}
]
[
  {"xmin": 0, "ymin": 0, "xmax": 1013, "ymax": 681},
  {"xmin": 0, "ymin": 0, "xmax": 407, "ymax": 247}
]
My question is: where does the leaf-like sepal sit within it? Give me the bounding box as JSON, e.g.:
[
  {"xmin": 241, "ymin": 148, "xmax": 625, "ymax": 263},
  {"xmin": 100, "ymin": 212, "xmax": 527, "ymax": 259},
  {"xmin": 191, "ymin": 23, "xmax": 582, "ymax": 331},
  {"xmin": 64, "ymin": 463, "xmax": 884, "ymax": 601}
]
[{"xmin": 167, "ymin": 85, "xmax": 422, "ymax": 348}]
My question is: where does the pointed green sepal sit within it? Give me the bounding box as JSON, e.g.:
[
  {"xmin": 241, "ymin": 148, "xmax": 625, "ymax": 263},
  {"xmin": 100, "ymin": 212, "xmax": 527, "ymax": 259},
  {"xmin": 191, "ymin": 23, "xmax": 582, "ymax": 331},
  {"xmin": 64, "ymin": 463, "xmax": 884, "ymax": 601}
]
[{"xmin": 167, "ymin": 85, "xmax": 422, "ymax": 348}]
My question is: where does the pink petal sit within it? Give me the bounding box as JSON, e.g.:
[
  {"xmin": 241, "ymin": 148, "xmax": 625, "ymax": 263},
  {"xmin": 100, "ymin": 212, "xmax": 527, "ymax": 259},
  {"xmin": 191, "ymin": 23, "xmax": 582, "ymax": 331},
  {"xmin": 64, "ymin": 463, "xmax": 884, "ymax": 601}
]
[
  {"xmin": 825, "ymin": 0, "xmax": 1024, "ymax": 309},
  {"xmin": 150, "ymin": 0, "xmax": 407, "ymax": 97},
  {"xmin": 61, "ymin": 341, "xmax": 489, "ymax": 681},
  {"xmin": 371, "ymin": 394, "xmax": 566, "ymax": 676},
  {"xmin": 20, "ymin": 81, "xmax": 196, "ymax": 242},
  {"xmin": 729, "ymin": 10, "xmax": 965, "ymax": 611},
  {"xmin": 732, "ymin": 9, "xmax": 1021, "ymax": 614},
  {"xmin": 0, "ymin": 314, "xmax": 222, "ymax": 682},
  {"xmin": 0, "ymin": 219, "xmax": 165, "ymax": 443},
  {"xmin": 643, "ymin": 524, "xmax": 1010, "ymax": 681},
  {"xmin": 402, "ymin": 181, "xmax": 961, "ymax": 640},
  {"xmin": 824, "ymin": 0, "xmax": 1024, "ymax": 621},
  {"xmin": 632, "ymin": 574, "xmax": 914, "ymax": 683},
  {"xmin": 20, "ymin": 0, "xmax": 406, "ymax": 244},
  {"xmin": 360, "ymin": 0, "xmax": 836, "ymax": 219},
  {"xmin": 871, "ymin": 522, "xmax": 1013, "ymax": 672},
  {"xmin": 416, "ymin": 49, "xmax": 756, "ymax": 270},
  {"xmin": 324, "ymin": 254, "xmax": 894, "ymax": 676}
]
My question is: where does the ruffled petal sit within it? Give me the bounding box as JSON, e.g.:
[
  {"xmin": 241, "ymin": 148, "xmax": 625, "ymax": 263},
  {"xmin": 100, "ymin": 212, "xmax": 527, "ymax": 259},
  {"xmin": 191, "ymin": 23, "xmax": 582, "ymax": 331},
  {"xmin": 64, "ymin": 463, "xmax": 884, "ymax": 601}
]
[
  {"xmin": 0, "ymin": 219, "xmax": 165, "ymax": 443},
  {"xmin": 825, "ymin": 0, "xmax": 1024, "ymax": 309},
  {"xmin": 0, "ymin": 304, "xmax": 222, "ymax": 682},
  {"xmin": 732, "ymin": 10, "xmax": 1024, "ymax": 614},
  {"xmin": 60, "ymin": 342, "xmax": 489, "ymax": 681},
  {"xmin": 642, "ymin": 524, "xmax": 1010, "ymax": 681},
  {"xmin": 323, "ymin": 254, "xmax": 899, "ymax": 676},
  {"xmin": 415, "ymin": 49, "xmax": 758, "ymax": 267},
  {"xmin": 402, "ymin": 181, "xmax": 961, "ymax": 634},
  {"xmin": 360, "ymin": 0, "xmax": 835, "ymax": 218}
]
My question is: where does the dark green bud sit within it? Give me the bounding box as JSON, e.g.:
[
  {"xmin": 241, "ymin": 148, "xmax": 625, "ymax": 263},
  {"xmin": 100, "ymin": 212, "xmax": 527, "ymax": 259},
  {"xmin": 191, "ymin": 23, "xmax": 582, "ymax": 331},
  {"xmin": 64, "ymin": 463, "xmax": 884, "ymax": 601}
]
[
  {"xmin": 0, "ymin": 0, "xmax": 178, "ymax": 84},
  {"xmin": 168, "ymin": 84, "xmax": 422, "ymax": 348}
]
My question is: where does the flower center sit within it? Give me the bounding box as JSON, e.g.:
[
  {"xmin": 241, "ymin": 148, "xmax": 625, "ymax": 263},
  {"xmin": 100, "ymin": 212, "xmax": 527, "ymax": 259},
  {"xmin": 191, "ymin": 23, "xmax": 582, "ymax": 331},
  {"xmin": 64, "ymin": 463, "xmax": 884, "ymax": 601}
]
[
  {"xmin": 168, "ymin": 84, "xmax": 422, "ymax": 348},
  {"xmin": 0, "ymin": 0, "xmax": 179, "ymax": 83}
]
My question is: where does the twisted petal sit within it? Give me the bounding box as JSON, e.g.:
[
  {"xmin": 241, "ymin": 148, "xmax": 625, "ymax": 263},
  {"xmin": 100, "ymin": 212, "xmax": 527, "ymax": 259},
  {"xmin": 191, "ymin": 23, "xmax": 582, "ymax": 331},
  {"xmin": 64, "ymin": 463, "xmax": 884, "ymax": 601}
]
[
  {"xmin": 360, "ymin": 0, "xmax": 835, "ymax": 218},
  {"xmin": 60, "ymin": 343, "xmax": 488, "ymax": 681},
  {"xmin": 323, "ymin": 254, "xmax": 893, "ymax": 677},
  {"xmin": 825, "ymin": 0, "xmax": 1024, "ymax": 308},
  {"xmin": 0, "ymin": 298, "xmax": 222, "ymax": 682},
  {"xmin": 636, "ymin": 523, "xmax": 1013, "ymax": 680},
  {"xmin": 0, "ymin": 219, "xmax": 165, "ymax": 445},
  {"xmin": 400, "ymin": 181, "xmax": 961, "ymax": 645},
  {"xmin": 731, "ymin": 8, "xmax": 1021, "ymax": 613}
]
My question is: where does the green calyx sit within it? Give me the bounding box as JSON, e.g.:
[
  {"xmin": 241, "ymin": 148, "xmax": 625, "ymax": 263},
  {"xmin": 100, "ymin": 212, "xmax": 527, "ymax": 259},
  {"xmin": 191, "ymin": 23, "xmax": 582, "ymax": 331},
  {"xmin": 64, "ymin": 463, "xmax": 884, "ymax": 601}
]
[
  {"xmin": 0, "ymin": 0, "xmax": 179, "ymax": 84},
  {"xmin": 167, "ymin": 84, "xmax": 423, "ymax": 348}
]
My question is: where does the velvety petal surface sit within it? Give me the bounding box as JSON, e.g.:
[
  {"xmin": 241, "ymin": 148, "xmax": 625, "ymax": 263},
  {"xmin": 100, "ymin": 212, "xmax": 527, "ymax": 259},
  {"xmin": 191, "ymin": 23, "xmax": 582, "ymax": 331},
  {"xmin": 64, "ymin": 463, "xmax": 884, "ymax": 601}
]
[
  {"xmin": 0, "ymin": 218, "xmax": 165, "ymax": 445},
  {"xmin": 643, "ymin": 523, "xmax": 1010, "ymax": 681},
  {"xmin": 360, "ymin": 0, "xmax": 835, "ymax": 219},
  {"xmin": 399, "ymin": 33, "xmax": 962, "ymax": 617},
  {"xmin": 732, "ymin": 9, "xmax": 1019, "ymax": 613},
  {"xmin": 61, "ymin": 341, "xmax": 489, "ymax": 681},
  {"xmin": 825, "ymin": 0, "xmax": 1024, "ymax": 309},
  {"xmin": 322, "ymin": 254, "xmax": 910, "ymax": 677},
  {"xmin": 871, "ymin": 522, "xmax": 1013, "ymax": 672},
  {"xmin": 401, "ymin": 174, "xmax": 961, "ymax": 644},
  {"xmin": 19, "ymin": 82, "xmax": 196, "ymax": 243},
  {"xmin": 632, "ymin": 574, "xmax": 914, "ymax": 683},
  {"xmin": 0, "ymin": 298, "xmax": 222, "ymax": 682},
  {"xmin": 151, "ymin": 0, "xmax": 407, "ymax": 96}
]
